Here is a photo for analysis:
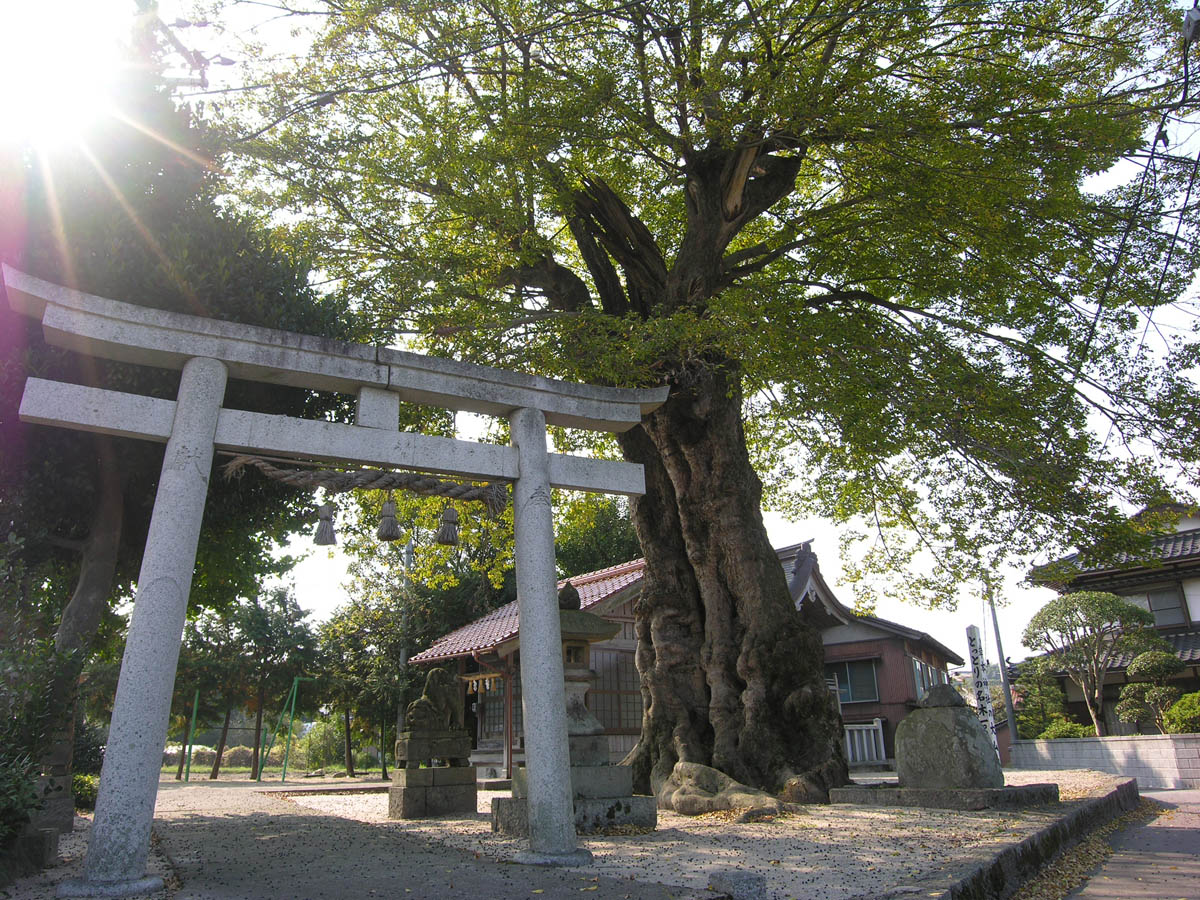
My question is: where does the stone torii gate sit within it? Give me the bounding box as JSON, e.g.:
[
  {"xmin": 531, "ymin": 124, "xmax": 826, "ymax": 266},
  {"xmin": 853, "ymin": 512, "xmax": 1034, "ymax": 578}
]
[{"xmin": 3, "ymin": 265, "xmax": 667, "ymax": 897}]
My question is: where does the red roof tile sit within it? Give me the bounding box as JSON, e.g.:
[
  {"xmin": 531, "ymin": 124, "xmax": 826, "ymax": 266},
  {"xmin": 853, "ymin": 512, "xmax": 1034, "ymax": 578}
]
[{"xmin": 408, "ymin": 559, "xmax": 646, "ymax": 664}]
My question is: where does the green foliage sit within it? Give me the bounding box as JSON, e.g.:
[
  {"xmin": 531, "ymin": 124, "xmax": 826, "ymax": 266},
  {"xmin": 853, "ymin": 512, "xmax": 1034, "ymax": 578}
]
[
  {"xmin": 71, "ymin": 775, "xmax": 98, "ymax": 812},
  {"xmin": 1022, "ymin": 591, "xmax": 1165, "ymax": 734},
  {"xmin": 554, "ymin": 495, "xmax": 641, "ymax": 578},
  {"xmin": 1013, "ymin": 662, "xmax": 1068, "ymax": 740},
  {"xmin": 0, "ymin": 753, "xmax": 40, "ymax": 851},
  {"xmin": 1116, "ymin": 650, "xmax": 1185, "ymax": 733},
  {"xmin": 300, "ymin": 719, "xmax": 346, "ymax": 771},
  {"xmin": 1125, "ymin": 649, "xmax": 1186, "ymax": 683},
  {"xmin": 1163, "ymin": 692, "xmax": 1200, "ymax": 735},
  {"xmin": 0, "ymin": 533, "xmax": 61, "ymax": 852},
  {"xmin": 1038, "ymin": 719, "xmax": 1096, "ymax": 740},
  {"xmin": 230, "ymin": 0, "xmax": 1200, "ymax": 608},
  {"xmin": 71, "ymin": 720, "xmax": 106, "ymax": 777}
]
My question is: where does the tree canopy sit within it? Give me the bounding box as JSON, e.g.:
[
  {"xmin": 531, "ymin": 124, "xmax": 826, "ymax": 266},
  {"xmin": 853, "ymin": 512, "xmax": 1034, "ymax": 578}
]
[
  {"xmin": 1022, "ymin": 590, "xmax": 1165, "ymax": 735},
  {"xmin": 234, "ymin": 0, "xmax": 1200, "ymax": 602}
]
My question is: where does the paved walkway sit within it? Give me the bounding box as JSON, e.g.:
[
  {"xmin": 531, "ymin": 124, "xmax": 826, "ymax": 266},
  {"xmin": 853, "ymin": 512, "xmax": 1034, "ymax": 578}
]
[{"xmin": 1067, "ymin": 788, "xmax": 1200, "ymax": 900}]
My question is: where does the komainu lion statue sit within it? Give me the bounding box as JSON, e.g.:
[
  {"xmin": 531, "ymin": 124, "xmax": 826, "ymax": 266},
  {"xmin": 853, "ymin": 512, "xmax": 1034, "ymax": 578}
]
[{"xmin": 405, "ymin": 667, "xmax": 462, "ymax": 732}]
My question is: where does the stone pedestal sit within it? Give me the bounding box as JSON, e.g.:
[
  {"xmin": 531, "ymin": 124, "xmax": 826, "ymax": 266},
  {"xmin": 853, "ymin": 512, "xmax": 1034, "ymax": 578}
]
[
  {"xmin": 493, "ymin": 656, "xmax": 656, "ymax": 836},
  {"xmin": 388, "ymin": 730, "xmax": 477, "ymax": 818},
  {"xmin": 896, "ymin": 683, "xmax": 1004, "ymax": 790}
]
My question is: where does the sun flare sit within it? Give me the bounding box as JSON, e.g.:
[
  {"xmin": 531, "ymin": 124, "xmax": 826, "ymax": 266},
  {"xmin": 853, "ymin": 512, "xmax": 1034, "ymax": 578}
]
[{"xmin": 0, "ymin": 2, "xmax": 129, "ymax": 149}]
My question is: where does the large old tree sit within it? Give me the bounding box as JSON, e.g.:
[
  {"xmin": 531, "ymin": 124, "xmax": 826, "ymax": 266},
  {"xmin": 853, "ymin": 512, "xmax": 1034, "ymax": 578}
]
[{"xmin": 232, "ymin": 0, "xmax": 1200, "ymax": 794}]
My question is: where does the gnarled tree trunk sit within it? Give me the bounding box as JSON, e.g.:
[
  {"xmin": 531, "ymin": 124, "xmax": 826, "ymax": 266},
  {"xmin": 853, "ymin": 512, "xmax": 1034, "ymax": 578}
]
[
  {"xmin": 35, "ymin": 436, "xmax": 124, "ymax": 833},
  {"xmin": 617, "ymin": 359, "xmax": 847, "ymax": 797}
]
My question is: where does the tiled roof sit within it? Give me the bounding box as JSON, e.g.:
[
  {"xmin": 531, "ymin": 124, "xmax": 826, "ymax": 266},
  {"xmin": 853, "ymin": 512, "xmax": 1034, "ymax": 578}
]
[
  {"xmin": 1040, "ymin": 527, "xmax": 1200, "ymax": 579},
  {"xmin": 408, "ymin": 559, "xmax": 646, "ymax": 664},
  {"xmin": 1107, "ymin": 629, "xmax": 1200, "ymax": 670}
]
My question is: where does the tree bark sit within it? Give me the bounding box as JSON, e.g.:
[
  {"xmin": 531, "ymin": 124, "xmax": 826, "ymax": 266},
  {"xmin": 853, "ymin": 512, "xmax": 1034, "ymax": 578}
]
[
  {"xmin": 379, "ymin": 712, "xmax": 388, "ymax": 780},
  {"xmin": 35, "ymin": 436, "xmax": 125, "ymax": 832},
  {"xmin": 616, "ymin": 358, "xmax": 848, "ymax": 797},
  {"xmin": 210, "ymin": 707, "xmax": 232, "ymax": 780},
  {"xmin": 1084, "ymin": 687, "xmax": 1106, "ymax": 736},
  {"xmin": 343, "ymin": 706, "xmax": 355, "ymax": 777}
]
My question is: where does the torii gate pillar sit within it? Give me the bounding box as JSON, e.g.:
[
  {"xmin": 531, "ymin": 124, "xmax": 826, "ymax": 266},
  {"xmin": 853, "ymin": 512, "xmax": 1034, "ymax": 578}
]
[
  {"xmin": 62, "ymin": 357, "xmax": 228, "ymax": 896},
  {"xmin": 509, "ymin": 408, "xmax": 588, "ymax": 863}
]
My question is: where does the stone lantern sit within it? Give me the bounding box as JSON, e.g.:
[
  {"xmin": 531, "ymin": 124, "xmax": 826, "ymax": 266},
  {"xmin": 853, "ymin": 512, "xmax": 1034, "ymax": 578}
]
[{"xmin": 492, "ymin": 583, "xmax": 657, "ymax": 834}]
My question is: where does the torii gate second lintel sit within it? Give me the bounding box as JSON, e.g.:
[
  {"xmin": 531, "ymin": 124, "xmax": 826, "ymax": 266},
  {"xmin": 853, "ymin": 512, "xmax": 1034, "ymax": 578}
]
[{"xmin": 4, "ymin": 266, "xmax": 666, "ymax": 895}]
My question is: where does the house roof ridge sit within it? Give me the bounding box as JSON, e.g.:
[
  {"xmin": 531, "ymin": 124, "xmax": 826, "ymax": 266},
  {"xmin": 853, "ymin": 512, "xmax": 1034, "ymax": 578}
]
[{"xmin": 560, "ymin": 557, "xmax": 646, "ymax": 586}]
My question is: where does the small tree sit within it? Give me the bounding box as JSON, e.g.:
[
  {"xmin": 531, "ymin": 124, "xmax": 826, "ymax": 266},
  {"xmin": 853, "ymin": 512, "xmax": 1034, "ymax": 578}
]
[
  {"xmin": 1116, "ymin": 650, "xmax": 1185, "ymax": 734},
  {"xmin": 1013, "ymin": 660, "xmax": 1069, "ymax": 740},
  {"xmin": 1022, "ymin": 591, "xmax": 1164, "ymax": 736}
]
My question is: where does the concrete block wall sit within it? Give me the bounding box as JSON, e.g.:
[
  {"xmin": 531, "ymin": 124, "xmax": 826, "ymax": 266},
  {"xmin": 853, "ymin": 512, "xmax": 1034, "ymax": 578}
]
[{"xmin": 1009, "ymin": 734, "xmax": 1200, "ymax": 789}]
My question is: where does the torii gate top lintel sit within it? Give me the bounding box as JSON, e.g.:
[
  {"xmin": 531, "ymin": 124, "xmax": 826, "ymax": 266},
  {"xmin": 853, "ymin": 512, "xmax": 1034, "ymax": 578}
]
[{"xmin": 3, "ymin": 265, "xmax": 667, "ymax": 432}]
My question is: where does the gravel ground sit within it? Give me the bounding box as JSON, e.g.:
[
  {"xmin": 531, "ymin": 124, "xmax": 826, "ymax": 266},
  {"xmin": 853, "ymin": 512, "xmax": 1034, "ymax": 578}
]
[
  {"xmin": 288, "ymin": 770, "xmax": 1126, "ymax": 900},
  {"xmin": 2, "ymin": 769, "xmax": 1127, "ymax": 900}
]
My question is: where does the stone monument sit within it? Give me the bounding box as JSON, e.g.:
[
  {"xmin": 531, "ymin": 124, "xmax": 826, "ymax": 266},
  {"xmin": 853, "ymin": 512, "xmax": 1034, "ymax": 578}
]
[
  {"xmin": 895, "ymin": 683, "xmax": 1004, "ymax": 789},
  {"xmin": 389, "ymin": 667, "xmax": 478, "ymax": 818},
  {"xmin": 492, "ymin": 585, "xmax": 657, "ymax": 835}
]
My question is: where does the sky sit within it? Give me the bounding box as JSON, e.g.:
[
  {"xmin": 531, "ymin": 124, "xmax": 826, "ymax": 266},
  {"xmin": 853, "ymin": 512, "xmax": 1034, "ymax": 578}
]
[{"xmin": 7, "ymin": 0, "xmax": 1182, "ymax": 672}]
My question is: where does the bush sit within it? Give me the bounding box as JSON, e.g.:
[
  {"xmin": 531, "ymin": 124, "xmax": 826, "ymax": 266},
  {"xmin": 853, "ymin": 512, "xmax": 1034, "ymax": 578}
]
[
  {"xmin": 1038, "ymin": 718, "xmax": 1096, "ymax": 739},
  {"xmin": 354, "ymin": 749, "xmax": 379, "ymax": 770},
  {"xmin": 1163, "ymin": 692, "xmax": 1200, "ymax": 734},
  {"xmin": 188, "ymin": 746, "xmax": 216, "ymax": 767},
  {"xmin": 0, "ymin": 753, "xmax": 40, "ymax": 851},
  {"xmin": 72, "ymin": 775, "xmax": 98, "ymax": 811},
  {"xmin": 223, "ymin": 746, "xmax": 253, "ymax": 767},
  {"xmin": 73, "ymin": 720, "xmax": 106, "ymax": 776}
]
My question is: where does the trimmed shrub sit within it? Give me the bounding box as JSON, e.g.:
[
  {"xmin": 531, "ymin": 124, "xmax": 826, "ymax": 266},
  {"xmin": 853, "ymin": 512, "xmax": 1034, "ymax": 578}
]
[
  {"xmin": 72, "ymin": 775, "xmax": 98, "ymax": 811},
  {"xmin": 1038, "ymin": 718, "xmax": 1096, "ymax": 739},
  {"xmin": 1163, "ymin": 692, "xmax": 1200, "ymax": 734},
  {"xmin": 189, "ymin": 747, "xmax": 216, "ymax": 767},
  {"xmin": 223, "ymin": 746, "xmax": 254, "ymax": 768},
  {"xmin": 73, "ymin": 721, "xmax": 106, "ymax": 776}
]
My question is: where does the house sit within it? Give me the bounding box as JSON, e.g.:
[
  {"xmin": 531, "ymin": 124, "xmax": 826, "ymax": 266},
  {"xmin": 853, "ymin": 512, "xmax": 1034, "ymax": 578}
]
[
  {"xmin": 410, "ymin": 542, "xmax": 963, "ymax": 778},
  {"xmin": 784, "ymin": 542, "xmax": 965, "ymax": 763},
  {"xmin": 1031, "ymin": 504, "xmax": 1200, "ymax": 734}
]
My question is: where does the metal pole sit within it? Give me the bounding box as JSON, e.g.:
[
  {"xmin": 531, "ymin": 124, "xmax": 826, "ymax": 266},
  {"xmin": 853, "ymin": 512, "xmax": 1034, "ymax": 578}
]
[
  {"xmin": 280, "ymin": 677, "xmax": 301, "ymax": 782},
  {"xmin": 986, "ymin": 576, "xmax": 1019, "ymax": 741},
  {"xmin": 183, "ymin": 689, "xmax": 199, "ymax": 783}
]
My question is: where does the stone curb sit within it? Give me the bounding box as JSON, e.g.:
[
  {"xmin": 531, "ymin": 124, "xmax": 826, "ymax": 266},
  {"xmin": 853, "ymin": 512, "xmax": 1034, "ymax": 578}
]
[
  {"xmin": 909, "ymin": 778, "xmax": 1140, "ymax": 900},
  {"xmin": 259, "ymin": 783, "xmax": 391, "ymax": 796}
]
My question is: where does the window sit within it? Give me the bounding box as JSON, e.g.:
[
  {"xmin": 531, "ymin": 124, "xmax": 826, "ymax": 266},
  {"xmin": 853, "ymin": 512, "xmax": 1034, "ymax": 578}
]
[
  {"xmin": 1147, "ymin": 587, "xmax": 1187, "ymax": 627},
  {"xmin": 911, "ymin": 658, "xmax": 947, "ymax": 700},
  {"xmin": 480, "ymin": 669, "xmax": 521, "ymax": 739},
  {"xmin": 1125, "ymin": 586, "xmax": 1188, "ymax": 628},
  {"xmin": 824, "ymin": 659, "xmax": 879, "ymax": 704}
]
